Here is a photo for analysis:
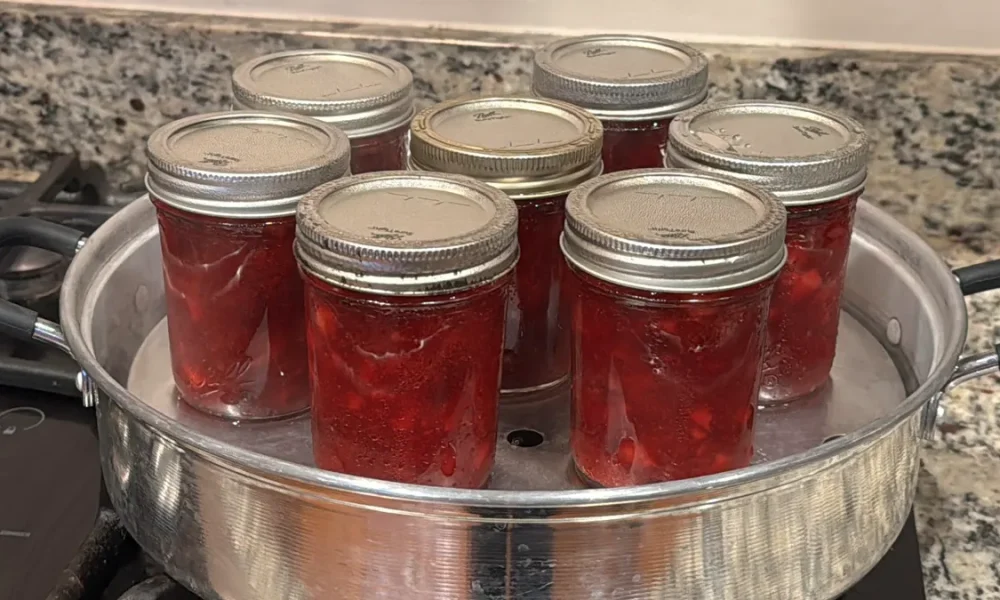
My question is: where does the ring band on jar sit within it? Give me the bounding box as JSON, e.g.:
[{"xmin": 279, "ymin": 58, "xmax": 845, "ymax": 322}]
[
  {"xmin": 295, "ymin": 171, "xmax": 519, "ymax": 488},
  {"xmin": 232, "ymin": 50, "xmax": 414, "ymax": 174},
  {"xmin": 409, "ymin": 96, "xmax": 603, "ymax": 397},
  {"xmin": 561, "ymin": 169, "xmax": 787, "ymax": 487},
  {"xmin": 666, "ymin": 101, "xmax": 871, "ymax": 404},
  {"xmin": 145, "ymin": 111, "xmax": 351, "ymax": 420},
  {"xmin": 532, "ymin": 35, "xmax": 708, "ymax": 173}
]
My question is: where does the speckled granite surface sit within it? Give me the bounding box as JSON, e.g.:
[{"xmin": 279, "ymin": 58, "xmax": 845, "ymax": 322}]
[{"xmin": 1, "ymin": 5, "xmax": 999, "ymax": 598}]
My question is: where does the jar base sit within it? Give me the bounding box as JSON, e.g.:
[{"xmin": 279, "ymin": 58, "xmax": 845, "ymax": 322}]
[
  {"xmin": 758, "ymin": 376, "xmax": 832, "ymax": 407},
  {"xmin": 175, "ymin": 388, "xmax": 311, "ymax": 422}
]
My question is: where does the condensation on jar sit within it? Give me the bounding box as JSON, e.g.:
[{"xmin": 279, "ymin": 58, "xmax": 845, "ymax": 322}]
[
  {"xmin": 561, "ymin": 169, "xmax": 787, "ymax": 488},
  {"xmin": 666, "ymin": 101, "xmax": 871, "ymax": 404},
  {"xmin": 145, "ymin": 111, "xmax": 351, "ymax": 420},
  {"xmin": 532, "ymin": 34, "xmax": 708, "ymax": 174},
  {"xmin": 231, "ymin": 49, "xmax": 415, "ymax": 174},
  {"xmin": 295, "ymin": 171, "xmax": 519, "ymax": 488},
  {"xmin": 409, "ymin": 96, "xmax": 603, "ymax": 397}
]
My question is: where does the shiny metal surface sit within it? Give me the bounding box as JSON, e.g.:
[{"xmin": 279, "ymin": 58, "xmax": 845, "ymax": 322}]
[
  {"xmin": 32, "ymin": 317, "xmax": 71, "ymax": 354},
  {"xmin": 532, "ymin": 34, "xmax": 709, "ymax": 120},
  {"xmin": 145, "ymin": 112, "xmax": 350, "ymax": 218},
  {"xmin": 232, "ymin": 50, "xmax": 415, "ymax": 138},
  {"xmin": 562, "ymin": 169, "xmax": 787, "ymax": 293},
  {"xmin": 409, "ymin": 96, "xmax": 603, "ymax": 199},
  {"xmin": 666, "ymin": 101, "xmax": 870, "ymax": 205},
  {"xmin": 127, "ymin": 307, "xmax": 906, "ymax": 488},
  {"xmin": 49, "ymin": 196, "xmax": 993, "ymax": 600},
  {"xmin": 295, "ymin": 172, "xmax": 519, "ymax": 295}
]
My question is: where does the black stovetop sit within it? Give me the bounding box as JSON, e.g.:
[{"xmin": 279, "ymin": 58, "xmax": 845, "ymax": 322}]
[{"xmin": 0, "ymin": 157, "xmax": 929, "ymax": 600}]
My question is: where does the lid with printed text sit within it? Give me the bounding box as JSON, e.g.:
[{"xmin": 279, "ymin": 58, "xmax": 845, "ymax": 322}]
[
  {"xmin": 145, "ymin": 111, "xmax": 351, "ymax": 219},
  {"xmin": 296, "ymin": 171, "xmax": 519, "ymax": 295},
  {"xmin": 231, "ymin": 50, "xmax": 415, "ymax": 137},
  {"xmin": 561, "ymin": 169, "xmax": 787, "ymax": 293},
  {"xmin": 409, "ymin": 96, "xmax": 603, "ymax": 199},
  {"xmin": 666, "ymin": 100, "xmax": 871, "ymax": 205},
  {"xmin": 532, "ymin": 35, "xmax": 709, "ymax": 121}
]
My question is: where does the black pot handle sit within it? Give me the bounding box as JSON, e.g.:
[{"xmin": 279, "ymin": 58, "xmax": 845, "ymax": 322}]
[
  {"xmin": 954, "ymin": 258, "xmax": 1000, "ymax": 296},
  {"xmin": 0, "ymin": 217, "xmax": 86, "ymax": 342},
  {"xmin": 925, "ymin": 258, "xmax": 1000, "ymax": 439}
]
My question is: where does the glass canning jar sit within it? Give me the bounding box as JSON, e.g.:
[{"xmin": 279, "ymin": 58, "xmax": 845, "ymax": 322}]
[
  {"xmin": 532, "ymin": 35, "xmax": 708, "ymax": 173},
  {"xmin": 667, "ymin": 101, "xmax": 871, "ymax": 403},
  {"xmin": 295, "ymin": 171, "xmax": 519, "ymax": 488},
  {"xmin": 562, "ymin": 169, "xmax": 787, "ymax": 487},
  {"xmin": 145, "ymin": 111, "xmax": 350, "ymax": 419},
  {"xmin": 409, "ymin": 96, "xmax": 603, "ymax": 396},
  {"xmin": 232, "ymin": 49, "xmax": 415, "ymax": 174}
]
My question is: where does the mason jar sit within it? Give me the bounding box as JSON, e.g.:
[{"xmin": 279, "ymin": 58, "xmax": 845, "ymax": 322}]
[
  {"xmin": 561, "ymin": 169, "xmax": 787, "ymax": 487},
  {"xmin": 533, "ymin": 34, "xmax": 708, "ymax": 173},
  {"xmin": 409, "ymin": 96, "xmax": 603, "ymax": 396},
  {"xmin": 145, "ymin": 111, "xmax": 350, "ymax": 419},
  {"xmin": 232, "ymin": 49, "xmax": 414, "ymax": 174},
  {"xmin": 666, "ymin": 100, "xmax": 870, "ymax": 403},
  {"xmin": 295, "ymin": 171, "xmax": 519, "ymax": 488}
]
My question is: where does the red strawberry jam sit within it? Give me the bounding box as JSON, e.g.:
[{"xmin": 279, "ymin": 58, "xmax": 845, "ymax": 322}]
[
  {"xmin": 145, "ymin": 111, "xmax": 350, "ymax": 419},
  {"xmin": 533, "ymin": 34, "xmax": 708, "ymax": 174},
  {"xmin": 295, "ymin": 172, "xmax": 519, "ymax": 487},
  {"xmin": 667, "ymin": 100, "xmax": 870, "ymax": 403},
  {"xmin": 347, "ymin": 121, "xmax": 410, "ymax": 174},
  {"xmin": 410, "ymin": 96, "xmax": 603, "ymax": 395},
  {"xmin": 600, "ymin": 119, "xmax": 673, "ymax": 172},
  {"xmin": 561, "ymin": 169, "xmax": 787, "ymax": 487},
  {"xmin": 761, "ymin": 192, "xmax": 860, "ymax": 400},
  {"xmin": 567, "ymin": 269, "xmax": 776, "ymax": 486},
  {"xmin": 502, "ymin": 192, "xmax": 571, "ymax": 393},
  {"xmin": 232, "ymin": 49, "xmax": 415, "ymax": 174}
]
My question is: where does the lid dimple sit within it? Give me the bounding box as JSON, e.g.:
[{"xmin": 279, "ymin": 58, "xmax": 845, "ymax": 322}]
[
  {"xmin": 145, "ymin": 111, "xmax": 351, "ymax": 219},
  {"xmin": 532, "ymin": 35, "xmax": 709, "ymax": 120},
  {"xmin": 231, "ymin": 50, "xmax": 414, "ymax": 137},
  {"xmin": 314, "ymin": 184, "xmax": 497, "ymax": 248},
  {"xmin": 586, "ymin": 182, "xmax": 766, "ymax": 246},
  {"xmin": 426, "ymin": 105, "xmax": 584, "ymax": 153},
  {"xmin": 409, "ymin": 96, "xmax": 604, "ymax": 199},
  {"xmin": 296, "ymin": 172, "xmax": 519, "ymax": 295},
  {"xmin": 666, "ymin": 101, "xmax": 871, "ymax": 205},
  {"xmin": 159, "ymin": 119, "xmax": 334, "ymax": 175},
  {"xmin": 562, "ymin": 169, "xmax": 787, "ymax": 293}
]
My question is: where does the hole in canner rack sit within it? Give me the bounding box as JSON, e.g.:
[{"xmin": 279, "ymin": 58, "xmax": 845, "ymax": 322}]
[{"xmin": 506, "ymin": 429, "xmax": 545, "ymax": 448}]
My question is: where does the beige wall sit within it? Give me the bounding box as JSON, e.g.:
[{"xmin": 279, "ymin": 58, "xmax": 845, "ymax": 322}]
[{"xmin": 9, "ymin": 0, "xmax": 1000, "ymax": 54}]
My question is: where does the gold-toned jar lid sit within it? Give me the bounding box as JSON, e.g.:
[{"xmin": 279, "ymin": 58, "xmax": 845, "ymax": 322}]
[{"xmin": 409, "ymin": 96, "xmax": 603, "ymax": 199}]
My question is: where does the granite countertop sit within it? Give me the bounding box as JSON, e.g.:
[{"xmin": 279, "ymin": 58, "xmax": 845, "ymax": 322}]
[{"xmin": 1, "ymin": 5, "xmax": 999, "ymax": 598}]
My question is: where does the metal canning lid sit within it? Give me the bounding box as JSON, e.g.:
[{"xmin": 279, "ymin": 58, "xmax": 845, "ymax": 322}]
[
  {"xmin": 532, "ymin": 35, "xmax": 709, "ymax": 121},
  {"xmin": 231, "ymin": 50, "xmax": 414, "ymax": 138},
  {"xmin": 409, "ymin": 96, "xmax": 603, "ymax": 200},
  {"xmin": 666, "ymin": 101, "xmax": 871, "ymax": 206},
  {"xmin": 561, "ymin": 168, "xmax": 787, "ymax": 293},
  {"xmin": 145, "ymin": 111, "xmax": 351, "ymax": 219},
  {"xmin": 295, "ymin": 171, "xmax": 519, "ymax": 295}
]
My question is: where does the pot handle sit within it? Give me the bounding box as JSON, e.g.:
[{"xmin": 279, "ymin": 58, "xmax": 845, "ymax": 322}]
[
  {"xmin": 0, "ymin": 217, "xmax": 91, "ymax": 401},
  {"xmin": 921, "ymin": 258, "xmax": 1000, "ymax": 438},
  {"xmin": 0, "ymin": 217, "xmax": 86, "ymax": 344}
]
